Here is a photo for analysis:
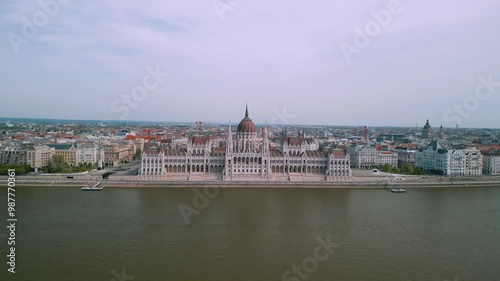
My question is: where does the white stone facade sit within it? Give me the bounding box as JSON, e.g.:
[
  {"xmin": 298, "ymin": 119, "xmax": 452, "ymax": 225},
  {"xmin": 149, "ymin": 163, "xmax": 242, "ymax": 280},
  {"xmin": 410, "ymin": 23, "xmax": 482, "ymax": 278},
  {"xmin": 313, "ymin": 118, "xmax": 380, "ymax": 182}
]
[
  {"xmin": 416, "ymin": 141, "xmax": 483, "ymax": 175},
  {"xmin": 463, "ymin": 148, "xmax": 483, "ymax": 176},
  {"xmin": 140, "ymin": 107, "xmax": 352, "ymax": 182},
  {"xmin": 77, "ymin": 143, "xmax": 104, "ymax": 165},
  {"xmin": 348, "ymin": 145, "xmax": 398, "ymax": 168}
]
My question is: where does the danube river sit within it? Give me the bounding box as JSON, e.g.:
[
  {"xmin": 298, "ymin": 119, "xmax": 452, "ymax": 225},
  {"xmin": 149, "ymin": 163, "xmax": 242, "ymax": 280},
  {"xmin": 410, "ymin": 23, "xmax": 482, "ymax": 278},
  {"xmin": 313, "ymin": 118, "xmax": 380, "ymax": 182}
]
[{"xmin": 1, "ymin": 186, "xmax": 499, "ymax": 281}]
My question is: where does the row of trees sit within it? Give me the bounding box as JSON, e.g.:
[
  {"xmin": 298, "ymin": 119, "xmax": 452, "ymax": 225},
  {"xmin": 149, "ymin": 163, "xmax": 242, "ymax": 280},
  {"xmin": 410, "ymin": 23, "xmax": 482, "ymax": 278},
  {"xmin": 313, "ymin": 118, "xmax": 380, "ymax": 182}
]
[
  {"xmin": 0, "ymin": 164, "xmax": 32, "ymax": 175},
  {"xmin": 377, "ymin": 163, "xmax": 443, "ymax": 175},
  {"xmin": 40, "ymin": 155, "xmax": 95, "ymax": 173}
]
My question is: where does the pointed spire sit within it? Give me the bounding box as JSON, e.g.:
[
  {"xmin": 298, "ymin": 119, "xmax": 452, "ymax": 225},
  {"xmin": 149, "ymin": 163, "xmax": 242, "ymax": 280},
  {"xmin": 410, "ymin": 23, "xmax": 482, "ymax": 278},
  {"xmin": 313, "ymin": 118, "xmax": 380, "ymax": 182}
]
[
  {"xmin": 263, "ymin": 121, "xmax": 269, "ymax": 153},
  {"xmin": 227, "ymin": 120, "xmax": 233, "ymax": 154},
  {"xmin": 245, "ymin": 103, "xmax": 249, "ymax": 117}
]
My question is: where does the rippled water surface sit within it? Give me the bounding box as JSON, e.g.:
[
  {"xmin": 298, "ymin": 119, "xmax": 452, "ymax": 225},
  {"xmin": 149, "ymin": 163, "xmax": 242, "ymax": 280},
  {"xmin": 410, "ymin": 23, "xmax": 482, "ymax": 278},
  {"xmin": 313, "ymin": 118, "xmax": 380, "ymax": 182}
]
[{"xmin": 1, "ymin": 186, "xmax": 499, "ymax": 281}]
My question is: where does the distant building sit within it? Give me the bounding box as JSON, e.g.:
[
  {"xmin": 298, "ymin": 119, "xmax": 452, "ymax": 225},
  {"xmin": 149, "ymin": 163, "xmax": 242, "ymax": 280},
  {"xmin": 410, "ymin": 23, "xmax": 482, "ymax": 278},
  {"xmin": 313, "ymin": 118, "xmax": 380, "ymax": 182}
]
[
  {"xmin": 422, "ymin": 119, "xmax": 433, "ymax": 139},
  {"xmin": 463, "ymin": 148, "xmax": 483, "ymax": 176},
  {"xmin": 376, "ymin": 151, "xmax": 398, "ymax": 168},
  {"xmin": 438, "ymin": 125, "xmax": 445, "ymax": 139},
  {"xmin": 26, "ymin": 144, "xmax": 55, "ymax": 171},
  {"xmin": 416, "ymin": 141, "xmax": 482, "ymax": 175},
  {"xmin": 393, "ymin": 146, "xmax": 416, "ymax": 167},
  {"xmin": 47, "ymin": 144, "xmax": 78, "ymax": 166},
  {"xmin": 0, "ymin": 143, "xmax": 55, "ymax": 171},
  {"xmin": 0, "ymin": 145, "xmax": 26, "ymax": 165},
  {"xmin": 76, "ymin": 143, "xmax": 104, "ymax": 165},
  {"xmin": 483, "ymin": 151, "xmax": 500, "ymax": 175},
  {"xmin": 104, "ymin": 143, "xmax": 135, "ymax": 166},
  {"xmin": 348, "ymin": 145, "xmax": 377, "ymax": 168},
  {"xmin": 348, "ymin": 145, "xmax": 398, "ymax": 168}
]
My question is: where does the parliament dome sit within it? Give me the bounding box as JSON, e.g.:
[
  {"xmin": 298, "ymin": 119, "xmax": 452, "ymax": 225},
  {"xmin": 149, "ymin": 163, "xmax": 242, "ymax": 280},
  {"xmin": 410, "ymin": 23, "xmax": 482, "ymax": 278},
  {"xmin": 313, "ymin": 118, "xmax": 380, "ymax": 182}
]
[{"xmin": 237, "ymin": 105, "xmax": 256, "ymax": 133}]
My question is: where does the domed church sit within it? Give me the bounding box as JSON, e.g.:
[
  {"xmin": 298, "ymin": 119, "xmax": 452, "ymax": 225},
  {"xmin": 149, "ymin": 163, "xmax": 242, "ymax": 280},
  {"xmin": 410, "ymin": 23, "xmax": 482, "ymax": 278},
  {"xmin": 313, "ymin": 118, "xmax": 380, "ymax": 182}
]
[{"xmin": 140, "ymin": 105, "xmax": 352, "ymax": 182}]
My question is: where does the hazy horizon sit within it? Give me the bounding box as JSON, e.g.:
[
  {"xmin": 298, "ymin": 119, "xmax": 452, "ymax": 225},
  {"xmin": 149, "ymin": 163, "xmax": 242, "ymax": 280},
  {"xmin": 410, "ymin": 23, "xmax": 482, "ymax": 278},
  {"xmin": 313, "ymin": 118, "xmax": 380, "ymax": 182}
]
[
  {"xmin": 2, "ymin": 0, "xmax": 500, "ymax": 128},
  {"xmin": 1, "ymin": 115, "xmax": 499, "ymax": 130}
]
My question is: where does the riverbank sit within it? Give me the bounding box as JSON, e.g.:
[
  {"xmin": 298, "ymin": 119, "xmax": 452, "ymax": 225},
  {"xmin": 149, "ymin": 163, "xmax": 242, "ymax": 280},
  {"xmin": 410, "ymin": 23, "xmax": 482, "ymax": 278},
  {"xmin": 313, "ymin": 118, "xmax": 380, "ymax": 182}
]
[{"xmin": 3, "ymin": 178, "xmax": 500, "ymax": 188}]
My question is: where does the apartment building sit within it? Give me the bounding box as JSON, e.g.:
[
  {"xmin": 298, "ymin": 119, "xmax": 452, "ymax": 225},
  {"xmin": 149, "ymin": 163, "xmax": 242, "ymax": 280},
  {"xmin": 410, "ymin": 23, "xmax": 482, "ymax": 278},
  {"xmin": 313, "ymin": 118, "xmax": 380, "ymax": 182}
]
[
  {"xmin": 104, "ymin": 143, "xmax": 135, "ymax": 166},
  {"xmin": 463, "ymin": 148, "xmax": 483, "ymax": 176},
  {"xmin": 47, "ymin": 144, "xmax": 78, "ymax": 166},
  {"xmin": 482, "ymin": 151, "xmax": 500, "ymax": 175},
  {"xmin": 348, "ymin": 145, "xmax": 398, "ymax": 168},
  {"xmin": 26, "ymin": 144, "xmax": 55, "ymax": 170},
  {"xmin": 76, "ymin": 143, "xmax": 104, "ymax": 165},
  {"xmin": 416, "ymin": 141, "xmax": 482, "ymax": 175},
  {"xmin": 0, "ymin": 145, "xmax": 26, "ymax": 165}
]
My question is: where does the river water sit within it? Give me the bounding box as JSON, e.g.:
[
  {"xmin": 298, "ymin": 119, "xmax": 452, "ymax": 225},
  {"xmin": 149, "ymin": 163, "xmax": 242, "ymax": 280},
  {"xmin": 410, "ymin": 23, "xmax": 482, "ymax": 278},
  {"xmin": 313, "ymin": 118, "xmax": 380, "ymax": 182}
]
[{"xmin": 1, "ymin": 186, "xmax": 499, "ymax": 281}]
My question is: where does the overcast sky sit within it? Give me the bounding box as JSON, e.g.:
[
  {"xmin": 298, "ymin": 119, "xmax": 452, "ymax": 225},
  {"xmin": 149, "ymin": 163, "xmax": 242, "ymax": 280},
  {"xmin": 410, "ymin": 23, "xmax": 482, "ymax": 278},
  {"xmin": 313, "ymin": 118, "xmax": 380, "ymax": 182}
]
[{"xmin": 1, "ymin": 0, "xmax": 500, "ymax": 128}]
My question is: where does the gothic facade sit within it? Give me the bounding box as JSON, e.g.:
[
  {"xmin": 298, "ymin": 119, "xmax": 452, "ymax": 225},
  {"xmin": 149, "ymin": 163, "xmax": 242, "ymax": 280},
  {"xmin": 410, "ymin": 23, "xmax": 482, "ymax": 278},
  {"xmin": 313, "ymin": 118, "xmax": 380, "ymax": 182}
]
[{"xmin": 140, "ymin": 106, "xmax": 352, "ymax": 182}]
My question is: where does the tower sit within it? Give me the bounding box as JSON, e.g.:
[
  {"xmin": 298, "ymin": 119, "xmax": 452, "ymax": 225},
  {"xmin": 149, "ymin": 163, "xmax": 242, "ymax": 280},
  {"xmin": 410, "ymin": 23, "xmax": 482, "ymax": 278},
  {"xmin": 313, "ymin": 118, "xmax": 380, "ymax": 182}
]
[
  {"xmin": 422, "ymin": 119, "xmax": 433, "ymax": 139},
  {"xmin": 226, "ymin": 122, "xmax": 233, "ymax": 154},
  {"xmin": 225, "ymin": 122, "xmax": 233, "ymax": 179},
  {"xmin": 438, "ymin": 125, "xmax": 444, "ymax": 139}
]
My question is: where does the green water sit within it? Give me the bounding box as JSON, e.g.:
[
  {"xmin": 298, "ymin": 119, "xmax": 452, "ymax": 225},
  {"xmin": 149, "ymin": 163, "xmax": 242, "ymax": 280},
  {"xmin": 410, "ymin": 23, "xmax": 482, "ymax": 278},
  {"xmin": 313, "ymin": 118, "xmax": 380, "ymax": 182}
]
[{"xmin": 1, "ymin": 186, "xmax": 499, "ymax": 281}]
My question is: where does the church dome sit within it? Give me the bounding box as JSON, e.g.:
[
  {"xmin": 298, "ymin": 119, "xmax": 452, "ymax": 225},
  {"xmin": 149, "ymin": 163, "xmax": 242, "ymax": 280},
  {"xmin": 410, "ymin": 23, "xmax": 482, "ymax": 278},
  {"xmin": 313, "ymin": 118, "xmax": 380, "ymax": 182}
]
[
  {"xmin": 237, "ymin": 105, "xmax": 256, "ymax": 133},
  {"xmin": 423, "ymin": 119, "xmax": 431, "ymax": 129}
]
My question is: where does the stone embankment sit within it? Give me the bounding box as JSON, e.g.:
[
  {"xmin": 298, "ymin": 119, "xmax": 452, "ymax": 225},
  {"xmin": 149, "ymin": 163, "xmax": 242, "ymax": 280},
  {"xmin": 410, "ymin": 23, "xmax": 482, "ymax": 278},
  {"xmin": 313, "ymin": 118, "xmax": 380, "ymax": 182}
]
[{"xmin": 1, "ymin": 174, "xmax": 499, "ymax": 189}]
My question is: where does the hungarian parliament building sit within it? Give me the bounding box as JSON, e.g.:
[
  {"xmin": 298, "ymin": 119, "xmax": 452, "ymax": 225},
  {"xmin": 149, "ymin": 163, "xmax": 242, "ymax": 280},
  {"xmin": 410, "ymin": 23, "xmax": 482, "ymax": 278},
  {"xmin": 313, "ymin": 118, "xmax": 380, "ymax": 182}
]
[{"xmin": 140, "ymin": 106, "xmax": 352, "ymax": 182}]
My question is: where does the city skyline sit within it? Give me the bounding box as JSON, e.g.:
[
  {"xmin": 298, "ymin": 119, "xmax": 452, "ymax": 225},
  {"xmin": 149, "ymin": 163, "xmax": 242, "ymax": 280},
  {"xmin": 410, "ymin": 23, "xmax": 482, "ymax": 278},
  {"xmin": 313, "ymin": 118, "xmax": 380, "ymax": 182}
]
[
  {"xmin": 2, "ymin": 1, "xmax": 500, "ymax": 127},
  {"xmin": 0, "ymin": 112, "xmax": 497, "ymax": 130}
]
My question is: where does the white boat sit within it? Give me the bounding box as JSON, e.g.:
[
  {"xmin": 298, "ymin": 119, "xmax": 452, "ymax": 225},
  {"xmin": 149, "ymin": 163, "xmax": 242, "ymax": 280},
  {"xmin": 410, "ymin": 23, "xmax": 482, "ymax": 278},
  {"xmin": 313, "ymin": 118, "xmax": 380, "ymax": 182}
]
[
  {"xmin": 81, "ymin": 182, "xmax": 103, "ymax": 191},
  {"xmin": 391, "ymin": 187, "xmax": 406, "ymax": 193}
]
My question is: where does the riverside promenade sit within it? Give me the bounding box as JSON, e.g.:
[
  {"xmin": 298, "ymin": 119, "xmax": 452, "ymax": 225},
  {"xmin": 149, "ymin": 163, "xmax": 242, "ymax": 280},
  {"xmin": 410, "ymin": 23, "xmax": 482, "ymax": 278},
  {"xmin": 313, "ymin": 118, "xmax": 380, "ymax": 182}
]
[{"xmin": 3, "ymin": 175, "xmax": 500, "ymax": 189}]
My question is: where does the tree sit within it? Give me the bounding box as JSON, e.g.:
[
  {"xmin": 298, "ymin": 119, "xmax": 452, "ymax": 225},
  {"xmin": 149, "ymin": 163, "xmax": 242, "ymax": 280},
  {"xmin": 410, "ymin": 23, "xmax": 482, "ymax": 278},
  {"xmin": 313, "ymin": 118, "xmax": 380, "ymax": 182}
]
[
  {"xmin": 48, "ymin": 155, "xmax": 70, "ymax": 173},
  {"xmin": 134, "ymin": 148, "xmax": 142, "ymax": 160},
  {"xmin": 380, "ymin": 163, "xmax": 391, "ymax": 172},
  {"xmin": 400, "ymin": 163, "xmax": 415, "ymax": 175},
  {"xmin": 0, "ymin": 164, "xmax": 32, "ymax": 175}
]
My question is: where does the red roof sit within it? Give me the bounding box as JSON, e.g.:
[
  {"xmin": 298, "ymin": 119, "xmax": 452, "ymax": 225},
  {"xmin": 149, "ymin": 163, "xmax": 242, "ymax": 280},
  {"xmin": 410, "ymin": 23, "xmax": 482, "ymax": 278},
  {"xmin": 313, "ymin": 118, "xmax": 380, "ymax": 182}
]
[
  {"xmin": 191, "ymin": 136, "xmax": 209, "ymax": 144},
  {"xmin": 331, "ymin": 150, "xmax": 346, "ymax": 157}
]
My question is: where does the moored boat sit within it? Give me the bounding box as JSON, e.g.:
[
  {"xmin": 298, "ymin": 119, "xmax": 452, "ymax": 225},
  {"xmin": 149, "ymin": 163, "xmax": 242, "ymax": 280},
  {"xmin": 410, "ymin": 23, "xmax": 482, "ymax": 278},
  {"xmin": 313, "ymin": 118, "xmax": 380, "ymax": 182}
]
[{"xmin": 391, "ymin": 187, "xmax": 406, "ymax": 193}]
